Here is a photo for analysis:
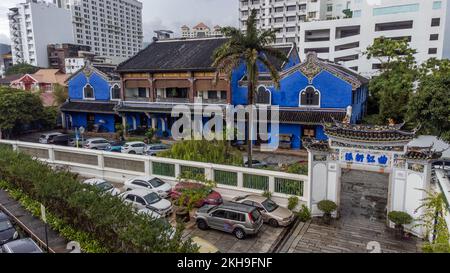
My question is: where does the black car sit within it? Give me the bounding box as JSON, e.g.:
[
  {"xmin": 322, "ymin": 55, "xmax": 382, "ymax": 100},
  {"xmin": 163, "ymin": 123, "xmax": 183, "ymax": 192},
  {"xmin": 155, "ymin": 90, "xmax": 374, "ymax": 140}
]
[
  {"xmin": 0, "ymin": 212, "xmax": 18, "ymax": 246},
  {"xmin": 49, "ymin": 134, "xmax": 71, "ymax": 146}
]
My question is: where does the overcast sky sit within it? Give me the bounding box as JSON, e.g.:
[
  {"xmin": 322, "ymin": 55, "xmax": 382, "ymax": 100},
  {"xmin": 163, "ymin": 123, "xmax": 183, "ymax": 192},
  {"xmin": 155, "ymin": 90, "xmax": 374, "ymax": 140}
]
[{"xmin": 0, "ymin": 0, "xmax": 239, "ymax": 44}]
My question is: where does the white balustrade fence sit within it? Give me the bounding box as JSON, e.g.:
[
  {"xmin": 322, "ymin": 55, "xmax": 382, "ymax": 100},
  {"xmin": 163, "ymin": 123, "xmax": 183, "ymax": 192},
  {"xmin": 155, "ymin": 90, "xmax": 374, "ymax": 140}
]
[{"xmin": 0, "ymin": 140, "xmax": 309, "ymax": 208}]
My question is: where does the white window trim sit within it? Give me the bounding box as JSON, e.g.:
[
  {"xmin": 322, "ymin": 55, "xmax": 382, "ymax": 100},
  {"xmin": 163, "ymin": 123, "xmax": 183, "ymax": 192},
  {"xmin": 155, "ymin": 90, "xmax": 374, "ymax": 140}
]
[
  {"xmin": 256, "ymin": 85, "xmax": 272, "ymax": 105},
  {"xmin": 83, "ymin": 84, "xmax": 95, "ymax": 100},
  {"xmin": 110, "ymin": 83, "xmax": 121, "ymax": 101},
  {"xmin": 299, "ymin": 86, "xmax": 321, "ymax": 108}
]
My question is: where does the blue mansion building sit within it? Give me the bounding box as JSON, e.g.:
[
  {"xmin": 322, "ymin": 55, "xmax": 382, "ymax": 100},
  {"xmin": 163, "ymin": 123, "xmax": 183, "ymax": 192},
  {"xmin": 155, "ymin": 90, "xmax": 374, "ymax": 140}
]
[{"xmin": 62, "ymin": 37, "xmax": 369, "ymax": 150}]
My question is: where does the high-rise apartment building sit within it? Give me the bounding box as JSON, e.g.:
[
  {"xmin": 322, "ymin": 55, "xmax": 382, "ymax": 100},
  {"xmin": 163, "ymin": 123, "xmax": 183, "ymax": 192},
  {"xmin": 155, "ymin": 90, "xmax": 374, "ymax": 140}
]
[
  {"xmin": 8, "ymin": 0, "xmax": 75, "ymax": 67},
  {"xmin": 239, "ymin": 0, "xmax": 450, "ymax": 77},
  {"xmin": 55, "ymin": 0, "xmax": 144, "ymax": 64}
]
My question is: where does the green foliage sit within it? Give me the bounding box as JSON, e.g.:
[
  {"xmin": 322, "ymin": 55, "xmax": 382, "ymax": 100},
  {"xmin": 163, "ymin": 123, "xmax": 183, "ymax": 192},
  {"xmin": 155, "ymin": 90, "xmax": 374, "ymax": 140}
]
[
  {"xmin": 262, "ymin": 190, "xmax": 272, "ymax": 199},
  {"xmin": 287, "ymin": 163, "xmax": 308, "ymax": 175},
  {"xmin": 159, "ymin": 139, "xmax": 243, "ymax": 166},
  {"xmin": 287, "ymin": 196, "xmax": 299, "ymax": 211},
  {"xmin": 297, "ymin": 205, "xmax": 311, "ymax": 222},
  {"xmin": 388, "ymin": 211, "xmax": 413, "ymax": 226},
  {"xmin": 0, "ymin": 147, "xmax": 198, "ymax": 253},
  {"xmin": 407, "ymin": 59, "xmax": 450, "ymax": 142},
  {"xmin": 0, "ymin": 87, "xmax": 53, "ymax": 138},
  {"xmin": 176, "ymin": 172, "xmax": 217, "ymax": 212},
  {"xmin": 145, "ymin": 128, "xmax": 157, "ymax": 143},
  {"xmin": 364, "ymin": 37, "xmax": 417, "ymax": 123},
  {"xmin": 52, "ymin": 83, "xmax": 68, "ymax": 106},
  {"xmin": 5, "ymin": 63, "xmax": 39, "ymax": 76},
  {"xmin": 213, "ymin": 9, "xmax": 288, "ymax": 167},
  {"xmin": 415, "ymin": 190, "xmax": 450, "ymax": 253},
  {"xmin": 317, "ymin": 200, "xmax": 338, "ymax": 214},
  {"xmin": 342, "ymin": 9, "xmax": 353, "ymax": 18}
]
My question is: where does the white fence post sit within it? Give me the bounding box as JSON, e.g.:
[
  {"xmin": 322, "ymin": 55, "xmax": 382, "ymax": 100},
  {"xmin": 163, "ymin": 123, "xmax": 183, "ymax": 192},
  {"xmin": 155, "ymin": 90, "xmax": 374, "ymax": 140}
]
[
  {"xmin": 175, "ymin": 163, "xmax": 181, "ymax": 179},
  {"xmin": 145, "ymin": 159, "xmax": 151, "ymax": 176},
  {"xmin": 237, "ymin": 172, "xmax": 244, "ymax": 189},
  {"xmin": 269, "ymin": 176, "xmax": 275, "ymax": 193},
  {"xmin": 48, "ymin": 146, "xmax": 55, "ymax": 162},
  {"xmin": 205, "ymin": 165, "xmax": 214, "ymax": 181}
]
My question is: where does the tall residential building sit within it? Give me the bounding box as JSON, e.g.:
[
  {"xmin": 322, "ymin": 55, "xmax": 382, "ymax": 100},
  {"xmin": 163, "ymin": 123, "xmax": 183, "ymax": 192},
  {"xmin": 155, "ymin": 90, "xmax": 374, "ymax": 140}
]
[
  {"xmin": 181, "ymin": 23, "xmax": 223, "ymax": 38},
  {"xmin": 8, "ymin": 0, "xmax": 75, "ymax": 68},
  {"xmin": 239, "ymin": 0, "xmax": 450, "ymax": 77},
  {"xmin": 47, "ymin": 43, "xmax": 93, "ymax": 72},
  {"xmin": 55, "ymin": 0, "xmax": 144, "ymax": 64}
]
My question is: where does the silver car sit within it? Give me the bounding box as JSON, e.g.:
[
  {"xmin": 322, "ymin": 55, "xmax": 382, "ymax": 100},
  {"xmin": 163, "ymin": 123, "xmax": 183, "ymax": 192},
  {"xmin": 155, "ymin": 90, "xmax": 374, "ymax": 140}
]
[
  {"xmin": 0, "ymin": 238, "xmax": 43, "ymax": 253},
  {"xmin": 83, "ymin": 138, "xmax": 111, "ymax": 150},
  {"xmin": 194, "ymin": 202, "xmax": 263, "ymax": 240},
  {"xmin": 145, "ymin": 144, "xmax": 170, "ymax": 156}
]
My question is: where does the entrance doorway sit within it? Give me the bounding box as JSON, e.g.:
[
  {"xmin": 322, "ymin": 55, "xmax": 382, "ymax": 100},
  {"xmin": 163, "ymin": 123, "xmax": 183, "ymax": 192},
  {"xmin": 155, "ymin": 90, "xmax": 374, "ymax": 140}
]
[{"xmin": 340, "ymin": 169, "xmax": 389, "ymax": 223}]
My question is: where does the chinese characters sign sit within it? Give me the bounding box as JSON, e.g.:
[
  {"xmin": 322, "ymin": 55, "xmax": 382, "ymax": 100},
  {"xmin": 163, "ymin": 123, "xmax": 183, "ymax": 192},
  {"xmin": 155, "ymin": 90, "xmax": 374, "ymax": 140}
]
[{"xmin": 341, "ymin": 150, "xmax": 391, "ymax": 167}]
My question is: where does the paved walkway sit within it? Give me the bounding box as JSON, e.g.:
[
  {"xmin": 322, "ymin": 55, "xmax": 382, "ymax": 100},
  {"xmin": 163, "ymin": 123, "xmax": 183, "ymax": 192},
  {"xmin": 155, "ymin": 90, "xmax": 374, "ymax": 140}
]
[
  {"xmin": 0, "ymin": 190, "xmax": 69, "ymax": 253},
  {"xmin": 278, "ymin": 217, "xmax": 422, "ymax": 253}
]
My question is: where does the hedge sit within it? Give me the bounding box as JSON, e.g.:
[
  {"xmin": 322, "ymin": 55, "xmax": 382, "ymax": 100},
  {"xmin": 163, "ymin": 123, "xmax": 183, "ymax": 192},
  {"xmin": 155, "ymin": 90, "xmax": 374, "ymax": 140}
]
[{"xmin": 0, "ymin": 147, "xmax": 197, "ymax": 253}]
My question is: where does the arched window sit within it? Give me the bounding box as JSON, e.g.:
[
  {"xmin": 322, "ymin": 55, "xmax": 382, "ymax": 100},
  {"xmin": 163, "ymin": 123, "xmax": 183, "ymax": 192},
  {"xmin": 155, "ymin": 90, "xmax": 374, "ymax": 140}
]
[
  {"xmin": 300, "ymin": 86, "xmax": 320, "ymax": 107},
  {"xmin": 83, "ymin": 84, "xmax": 94, "ymax": 100},
  {"xmin": 111, "ymin": 84, "xmax": 121, "ymax": 100},
  {"xmin": 256, "ymin": 86, "xmax": 271, "ymax": 105}
]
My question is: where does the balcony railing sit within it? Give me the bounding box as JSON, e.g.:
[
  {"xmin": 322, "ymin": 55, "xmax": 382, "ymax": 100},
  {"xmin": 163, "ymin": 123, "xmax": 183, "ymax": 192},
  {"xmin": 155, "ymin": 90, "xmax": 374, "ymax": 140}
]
[{"xmin": 156, "ymin": 97, "xmax": 190, "ymax": 103}]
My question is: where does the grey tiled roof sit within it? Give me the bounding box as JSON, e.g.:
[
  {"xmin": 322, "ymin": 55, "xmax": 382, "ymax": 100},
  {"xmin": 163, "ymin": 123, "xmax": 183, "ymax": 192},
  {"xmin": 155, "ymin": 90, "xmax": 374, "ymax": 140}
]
[{"xmin": 61, "ymin": 100, "xmax": 118, "ymax": 114}]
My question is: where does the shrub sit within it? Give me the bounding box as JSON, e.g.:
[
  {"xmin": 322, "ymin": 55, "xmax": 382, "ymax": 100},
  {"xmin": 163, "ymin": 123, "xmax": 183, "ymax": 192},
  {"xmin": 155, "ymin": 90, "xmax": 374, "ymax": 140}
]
[
  {"xmin": 262, "ymin": 190, "xmax": 273, "ymax": 199},
  {"xmin": 287, "ymin": 163, "xmax": 308, "ymax": 175},
  {"xmin": 0, "ymin": 147, "xmax": 198, "ymax": 253},
  {"xmin": 288, "ymin": 196, "xmax": 299, "ymax": 211},
  {"xmin": 388, "ymin": 211, "xmax": 413, "ymax": 226},
  {"xmin": 317, "ymin": 200, "xmax": 338, "ymax": 214},
  {"xmin": 297, "ymin": 205, "xmax": 311, "ymax": 222}
]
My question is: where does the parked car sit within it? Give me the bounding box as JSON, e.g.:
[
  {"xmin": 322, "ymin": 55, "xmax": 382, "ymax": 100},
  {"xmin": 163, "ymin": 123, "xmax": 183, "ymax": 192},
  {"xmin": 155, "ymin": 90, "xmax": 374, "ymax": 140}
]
[
  {"xmin": 83, "ymin": 138, "xmax": 111, "ymax": 150},
  {"xmin": 145, "ymin": 144, "xmax": 170, "ymax": 156},
  {"xmin": 121, "ymin": 142, "xmax": 147, "ymax": 154},
  {"xmin": 124, "ymin": 176, "xmax": 172, "ymax": 198},
  {"xmin": 108, "ymin": 141, "xmax": 126, "ymax": 153},
  {"xmin": 170, "ymin": 182, "xmax": 223, "ymax": 207},
  {"xmin": 0, "ymin": 212, "xmax": 19, "ymax": 246},
  {"xmin": 194, "ymin": 202, "xmax": 263, "ymax": 240},
  {"xmin": 244, "ymin": 160, "xmax": 268, "ymax": 168},
  {"xmin": 69, "ymin": 138, "xmax": 87, "ymax": 147},
  {"xmin": 119, "ymin": 189, "xmax": 173, "ymax": 217},
  {"xmin": 233, "ymin": 195, "xmax": 295, "ymax": 227},
  {"xmin": 137, "ymin": 208, "xmax": 162, "ymax": 219},
  {"xmin": 0, "ymin": 238, "xmax": 43, "ymax": 253},
  {"xmin": 49, "ymin": 134, "xmax": 71, "ymax": 146},
  {"xmin": 39, "ymin": 132, "xmax": 63, "ymax": 144},
  {"xmin": 83, "ymin": 178, "xmax": 120, "ymax": 196}
]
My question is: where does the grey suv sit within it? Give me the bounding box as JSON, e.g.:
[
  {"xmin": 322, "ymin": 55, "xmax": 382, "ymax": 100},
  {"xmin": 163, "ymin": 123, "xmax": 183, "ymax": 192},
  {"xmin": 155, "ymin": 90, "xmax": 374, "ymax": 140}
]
[{"xmin": 194, "ymin": 202, "xmax": 263, "ymax": 240}]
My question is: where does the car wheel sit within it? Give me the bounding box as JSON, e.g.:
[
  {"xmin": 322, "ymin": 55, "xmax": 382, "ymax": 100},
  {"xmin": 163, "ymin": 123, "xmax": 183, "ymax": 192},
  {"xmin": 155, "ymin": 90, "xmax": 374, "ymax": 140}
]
[
  {"xmin": 197, "ymin": 219, "xmax": 209, "ymax": 230},
  {"xmin": 91, "ymin": 148, "xmax": 97, "ymax": 150},
  {"xmin": 234, "ymin": 228, "xmax": 246, "ymax": 240},
  {"xmin": 129, "ymin": 151, "xmax": 136, "ymax": 154},
  {"xmin": 269, "ymin": 219, "xmax": 279, "ymax": 228}
]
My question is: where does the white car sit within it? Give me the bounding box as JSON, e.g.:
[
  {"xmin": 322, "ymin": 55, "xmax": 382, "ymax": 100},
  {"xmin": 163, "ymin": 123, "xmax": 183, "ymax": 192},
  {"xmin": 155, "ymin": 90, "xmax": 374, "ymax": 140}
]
[
  {"xmin": 83, "ymin": 138, "xmax": 111, "ymax": 150},
  {"xmin": 83, "ymin": 178, "xmax": 120, "ymax": 196},
  {"xmin": 119, "ymin": 189, "xmax": 173, "ymax": 217},
  {"xmin": 124, "ymin": 176, "xmax": 172, "ymax": 198},
  {"xmin": 39, "ymin": 132, "xmax": 63, "ymax": 144},
  {"xmin": 121, "ymin": 142, "xmax": 147, "ymax": 154}
]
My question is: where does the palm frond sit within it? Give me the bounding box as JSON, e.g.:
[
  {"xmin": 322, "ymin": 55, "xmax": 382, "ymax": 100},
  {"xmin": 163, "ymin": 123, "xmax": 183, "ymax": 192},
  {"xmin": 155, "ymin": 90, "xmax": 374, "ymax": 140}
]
[{"xmin": 258, "ymin": 56, "xmax": 281, "ymax": 90}]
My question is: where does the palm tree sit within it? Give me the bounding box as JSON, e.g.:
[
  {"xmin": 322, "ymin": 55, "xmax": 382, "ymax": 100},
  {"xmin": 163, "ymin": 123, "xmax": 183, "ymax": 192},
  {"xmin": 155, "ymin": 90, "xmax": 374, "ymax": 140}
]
[{"xmin": 212, "ymin": 9, "xmax": 287, "ymax": 167}]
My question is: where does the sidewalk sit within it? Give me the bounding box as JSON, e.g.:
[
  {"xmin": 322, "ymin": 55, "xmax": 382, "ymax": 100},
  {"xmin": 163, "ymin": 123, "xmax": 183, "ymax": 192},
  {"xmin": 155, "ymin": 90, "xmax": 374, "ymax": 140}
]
[{"xmin": 0, "ymin": 190, "xmax": 69, "ymax": 253}]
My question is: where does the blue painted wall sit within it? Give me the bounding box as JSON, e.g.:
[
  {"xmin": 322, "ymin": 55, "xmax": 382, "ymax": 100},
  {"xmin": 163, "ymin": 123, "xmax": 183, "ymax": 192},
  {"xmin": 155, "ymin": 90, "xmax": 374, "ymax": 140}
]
[{"xmin": 68, "ymin": 70, "xmax": 115, "ymax": 101}]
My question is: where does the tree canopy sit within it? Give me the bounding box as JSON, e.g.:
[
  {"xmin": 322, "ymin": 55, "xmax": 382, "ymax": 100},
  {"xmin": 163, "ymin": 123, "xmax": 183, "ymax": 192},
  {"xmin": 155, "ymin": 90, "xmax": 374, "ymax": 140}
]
[{"xmin": 5, "ymin": 63, "xmax": 40, "ymax": 76}]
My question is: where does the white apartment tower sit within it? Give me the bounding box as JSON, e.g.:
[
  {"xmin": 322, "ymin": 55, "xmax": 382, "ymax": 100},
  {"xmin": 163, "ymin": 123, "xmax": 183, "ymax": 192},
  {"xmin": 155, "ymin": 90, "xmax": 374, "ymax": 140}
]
[
  {"xmin": 8, "ymin": 0, "xmax": 74, "ymax": 67},
  {"xmin": 55, "ymin": 0, "xmax": 144, "ymax": 64},
  {"xmin": 239, "ymin": 0, "xmax": 450, "ymax": 77}
]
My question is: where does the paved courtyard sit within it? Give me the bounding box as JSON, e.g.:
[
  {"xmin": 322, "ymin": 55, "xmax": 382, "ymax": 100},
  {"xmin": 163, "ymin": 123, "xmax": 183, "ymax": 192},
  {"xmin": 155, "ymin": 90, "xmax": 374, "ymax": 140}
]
[
  {"xmin": 183, "ymin": 223, "xmax": 286, "ymax": 253},
  {"xmin": 278, "ymin": 217, "xmax": 422, "ymax": 253}
]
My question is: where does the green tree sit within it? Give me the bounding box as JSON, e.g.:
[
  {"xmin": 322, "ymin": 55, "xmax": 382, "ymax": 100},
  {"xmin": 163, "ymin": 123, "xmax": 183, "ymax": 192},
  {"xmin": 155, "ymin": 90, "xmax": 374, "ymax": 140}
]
[
  {"xmin": 53, "ymin": 83, "xmax": 68, "ymax": 106},
  {"xmin": 5, "ymin": 63, "xmax": 39, "ymax": 76},
  {"xmin": 364, "ymin": 37, "xmax": 417, "ymax": 124},
  {"xmin": 212, "ymin": 9, "xmax": 287, "ymax": 167},
  {"xmin": 0, "ymin": 87, "xmax": 49, "ymax": 139},
  {"xmin": 407, "ymin": 58, "xmax": 450, "ymax": 142}
]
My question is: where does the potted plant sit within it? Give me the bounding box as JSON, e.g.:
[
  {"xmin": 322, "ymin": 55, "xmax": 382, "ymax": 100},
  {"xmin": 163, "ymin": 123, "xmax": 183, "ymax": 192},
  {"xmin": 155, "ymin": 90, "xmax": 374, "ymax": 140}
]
[
  {"xmin": 317, "ymin": 200, "xmax": 337, "ymax": 225},
  {"xmin": 388, "ymin": 211, "xmax": 413, "ymax": 239}
]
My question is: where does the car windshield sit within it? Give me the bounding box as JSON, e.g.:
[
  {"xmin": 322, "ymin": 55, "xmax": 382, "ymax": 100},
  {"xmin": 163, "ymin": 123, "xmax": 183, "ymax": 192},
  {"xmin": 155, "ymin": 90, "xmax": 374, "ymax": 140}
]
[
  {"xmin": 96, "ymin": 182, "xmax": 113, "ymax": 192},
  {"xmin": 144, "ymin": 192, "xmax": 161, "ymax": 205},
  {"xmin": 148, "ymin": 178, "xmax": 165, "ymax": 188},
  {"xmin": 0, "ymin": 220, "xmax": 13, "ymax": 232},
  {"xmin": 262, "ymin": 199, "xmax": 279, "ymax": 212}
]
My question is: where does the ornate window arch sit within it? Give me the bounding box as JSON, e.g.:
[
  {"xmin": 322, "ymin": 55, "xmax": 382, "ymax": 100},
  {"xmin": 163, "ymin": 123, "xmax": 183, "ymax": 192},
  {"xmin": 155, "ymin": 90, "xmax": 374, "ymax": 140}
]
[
  {"xmin": 256, "ymin": 85, "xmax": 272, "ymax": 105},
  {"xmin": 110, "ymin": 83, "xmax": 121, "ymax": 100},
  {"xmin": 299, "ymin": 86, "xmax": 320, "ymax": 107},
  {"xmin": 83, "ymin": 84, "xmax": 95, "ymax": 100}
]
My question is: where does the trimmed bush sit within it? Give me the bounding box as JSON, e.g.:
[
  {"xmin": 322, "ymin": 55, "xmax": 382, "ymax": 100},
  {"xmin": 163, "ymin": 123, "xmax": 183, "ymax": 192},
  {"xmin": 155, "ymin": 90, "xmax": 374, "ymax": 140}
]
[
  {"xmin": 288, "ymin": 196, "xmax": 299, "ymax": 211},
  {"xmin": 317, "ymin": 200, "xmax": 338, "ymax": 214},
  {"xmin": 388, "ymin": 211, "xmax": 413, "ymax": 226},
  {"xmin": 0, "ymin": 147, "xmax": 197, "ymax": 253}
]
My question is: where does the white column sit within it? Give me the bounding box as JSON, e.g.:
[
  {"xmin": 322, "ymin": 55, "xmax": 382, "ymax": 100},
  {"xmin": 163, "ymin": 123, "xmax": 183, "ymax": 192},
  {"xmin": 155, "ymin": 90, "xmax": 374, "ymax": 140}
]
[{"xmin": 61, "ymin": 112, "xmax": 66, "ymax": 129}]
